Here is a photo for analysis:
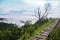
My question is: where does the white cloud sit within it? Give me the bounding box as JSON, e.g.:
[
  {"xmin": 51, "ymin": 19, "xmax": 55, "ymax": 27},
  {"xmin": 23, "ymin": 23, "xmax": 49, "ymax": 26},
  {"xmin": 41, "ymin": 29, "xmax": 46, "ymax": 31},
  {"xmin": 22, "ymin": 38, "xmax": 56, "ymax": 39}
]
[
  {"xmin": 0, "ymin": 0, "xmax": 45, "ymax": 12},
  {"xmin": 23, "ymin": 0, "xmax": 45, "ymax": 7},
  {"xmin": 0, "ymin": 0, "xmax": 60, "ymax": 18}
]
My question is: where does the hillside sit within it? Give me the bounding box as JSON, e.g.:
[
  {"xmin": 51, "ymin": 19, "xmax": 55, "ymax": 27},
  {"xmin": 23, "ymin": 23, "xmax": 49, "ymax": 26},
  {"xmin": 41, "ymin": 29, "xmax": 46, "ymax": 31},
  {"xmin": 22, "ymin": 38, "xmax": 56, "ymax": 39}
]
[
  {"xmin": 46, "ymin": 20, "xmax": 60, "ymax": 40},
  {"xmin": 0, "ymin": 18, "xmax": 56, "ymax": 40}
]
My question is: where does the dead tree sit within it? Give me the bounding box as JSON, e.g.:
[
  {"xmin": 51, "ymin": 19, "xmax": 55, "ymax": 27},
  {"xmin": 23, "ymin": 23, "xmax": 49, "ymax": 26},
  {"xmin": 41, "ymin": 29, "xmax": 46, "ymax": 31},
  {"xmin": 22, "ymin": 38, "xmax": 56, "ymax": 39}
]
[
  {"xmin": 35, "ymin": 6, "xmax": 41, "ymax": 20},
  {"xmin": 35, "ymin": 3, "xmax": 51, "ymax": 24},
  {"xmin": 42, "ymin": 3, "xmax": 52, "ymax": 18}
]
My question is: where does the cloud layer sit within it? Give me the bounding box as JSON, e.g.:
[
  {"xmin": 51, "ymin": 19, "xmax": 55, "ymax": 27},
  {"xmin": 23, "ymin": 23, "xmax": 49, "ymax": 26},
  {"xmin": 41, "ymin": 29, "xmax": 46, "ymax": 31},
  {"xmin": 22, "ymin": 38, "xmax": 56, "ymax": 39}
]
[{"xmin": 0, "ymin": 0, "xmax": 60, "ymax": 18}]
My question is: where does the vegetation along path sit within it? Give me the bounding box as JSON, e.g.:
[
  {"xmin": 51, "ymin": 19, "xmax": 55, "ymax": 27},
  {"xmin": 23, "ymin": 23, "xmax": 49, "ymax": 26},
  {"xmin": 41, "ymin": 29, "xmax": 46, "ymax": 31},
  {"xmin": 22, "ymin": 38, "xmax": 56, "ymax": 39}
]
[
  {"xmin": 31, "ymin": 19, "xmax": 59, "ymax": 40},
  {"xmin": 46, "ymin": 19, "xmax": 60, "ymax": 40}
]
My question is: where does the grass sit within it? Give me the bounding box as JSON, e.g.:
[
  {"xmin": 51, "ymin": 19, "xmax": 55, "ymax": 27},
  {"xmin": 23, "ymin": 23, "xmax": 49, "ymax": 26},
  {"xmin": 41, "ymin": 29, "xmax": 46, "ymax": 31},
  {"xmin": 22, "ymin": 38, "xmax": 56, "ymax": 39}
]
[
  {"xmin": 34, "ymin": 19, "xmax": 55, "ymax": 35},
  {"xmin": 46, "ymin": 21, "xmax": 60, "ymax": 40},
  {"xmin": 18, "ymin": 19, "xmax": 56, "ymax": 40}
]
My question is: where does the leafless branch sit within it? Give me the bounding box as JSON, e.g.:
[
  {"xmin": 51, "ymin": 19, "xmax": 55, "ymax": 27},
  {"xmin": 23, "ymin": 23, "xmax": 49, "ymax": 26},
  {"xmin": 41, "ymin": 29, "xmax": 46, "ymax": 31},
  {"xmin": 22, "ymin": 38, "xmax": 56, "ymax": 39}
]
[
  {"xmin": 35, "ymin": 6, "xmax": 41, "ymax": 19},
  {"xmin": 41, "ymin": 3, "xmax": 51, "ymax": 18}
]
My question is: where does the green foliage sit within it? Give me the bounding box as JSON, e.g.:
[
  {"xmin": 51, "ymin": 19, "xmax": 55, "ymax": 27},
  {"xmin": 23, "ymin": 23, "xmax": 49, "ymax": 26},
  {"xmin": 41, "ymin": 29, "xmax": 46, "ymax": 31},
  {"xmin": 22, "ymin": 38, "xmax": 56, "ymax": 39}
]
[
  {"xmin": 0, "ymin": 22, "xmax": 20, "ymax": 40},
  {"xmin": 0, "ymin": 19, "xmax": 55, "ymax": 40},
  {"xmin": 18, "ymin": 19, "xmax": 55, "ymax": 40},
  {"xmin": 36, "ymin": 18, "xmax": 49, "ymax": 25},
  {"xmin": 46, "ymin": 22, "xmax": 60, "ymax": 40}
]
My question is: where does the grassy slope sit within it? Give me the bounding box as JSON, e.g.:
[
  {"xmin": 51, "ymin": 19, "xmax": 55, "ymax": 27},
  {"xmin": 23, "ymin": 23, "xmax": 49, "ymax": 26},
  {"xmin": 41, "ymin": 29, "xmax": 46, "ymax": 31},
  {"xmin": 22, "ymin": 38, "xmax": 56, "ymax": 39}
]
[
  {"xmin": 18, "ymin": 19, "xmax": 56, "ymax": 40},
  {"xmin": 34, "ymin": 19, "xmax": 55, "ymax": 35},
  {"xmin": 30, "ymin": 19, "xmax": 56, "ymax": 40},
  {"xmin": 47, "ymin": 21, "xmax": 60, "ymax": 40}
]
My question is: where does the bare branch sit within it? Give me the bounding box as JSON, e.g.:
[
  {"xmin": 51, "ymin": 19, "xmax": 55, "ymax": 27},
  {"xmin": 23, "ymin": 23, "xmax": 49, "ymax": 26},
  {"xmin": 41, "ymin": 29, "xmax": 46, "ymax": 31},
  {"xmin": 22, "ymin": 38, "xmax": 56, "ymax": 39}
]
[
  {"xmin": 35, "ymin": 6, "xmax": 41, "ymax": 19},
  {"xmin": 41, "ymin": 3, "xmax": 51, "ymax": 18},
  {"xmin": 35, "ymin": 11, "xmax": 39, "ymax": 18},
  {"xmin": 37, "ymin": 7, "xmax": 41, "ymax": 19}
]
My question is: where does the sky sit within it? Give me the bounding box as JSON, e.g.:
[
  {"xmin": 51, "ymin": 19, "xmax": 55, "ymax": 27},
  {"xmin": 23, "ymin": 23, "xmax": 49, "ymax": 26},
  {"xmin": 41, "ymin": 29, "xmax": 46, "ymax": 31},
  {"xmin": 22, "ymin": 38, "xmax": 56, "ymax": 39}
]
[{"xmin": 0, "ymin": 0, "xmax": 60, "ymax": 19}]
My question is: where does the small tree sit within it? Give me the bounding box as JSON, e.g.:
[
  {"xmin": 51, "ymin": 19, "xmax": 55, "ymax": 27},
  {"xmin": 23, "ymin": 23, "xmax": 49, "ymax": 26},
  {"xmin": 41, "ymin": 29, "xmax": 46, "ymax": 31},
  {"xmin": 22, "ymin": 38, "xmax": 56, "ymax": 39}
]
[{"xmin": 25, "ymin": 20, "xmax": 31, "ymax": 25}]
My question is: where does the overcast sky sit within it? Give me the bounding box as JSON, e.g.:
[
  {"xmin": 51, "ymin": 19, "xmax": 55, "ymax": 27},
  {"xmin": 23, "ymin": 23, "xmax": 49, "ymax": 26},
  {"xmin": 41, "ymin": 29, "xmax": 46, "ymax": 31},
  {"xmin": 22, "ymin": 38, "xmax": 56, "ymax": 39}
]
[{"xmin": 0, "ymin": 0, "xmax": 60, "ymax": 18}]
